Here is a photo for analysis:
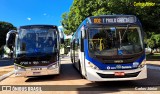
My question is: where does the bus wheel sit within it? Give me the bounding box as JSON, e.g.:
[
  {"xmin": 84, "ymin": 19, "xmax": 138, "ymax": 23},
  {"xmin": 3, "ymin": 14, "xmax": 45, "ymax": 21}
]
[
  {"xmin": 71, "ymin": 58, "xmax": 73, "ymax": 63},
  {"xmin": 56, "ymin": 55, "xmax": 60, "ymax": 76}
]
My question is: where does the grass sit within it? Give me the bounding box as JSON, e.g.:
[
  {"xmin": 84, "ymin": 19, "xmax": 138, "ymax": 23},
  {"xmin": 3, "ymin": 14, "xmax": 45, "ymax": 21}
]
[{"xmin": 146, "ymin": 53, "xmax": 160, "ymax": 61}]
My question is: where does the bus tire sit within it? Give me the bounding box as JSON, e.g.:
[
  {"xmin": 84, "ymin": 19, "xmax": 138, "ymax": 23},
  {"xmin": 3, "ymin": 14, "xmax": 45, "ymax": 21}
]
[
  {"xmin": 56, "ymin": 54, "xmax": 60, "ymax": 76},
  {"xmin": 71, "ymin": 58, "xmax": 73, "ymax": 63}
]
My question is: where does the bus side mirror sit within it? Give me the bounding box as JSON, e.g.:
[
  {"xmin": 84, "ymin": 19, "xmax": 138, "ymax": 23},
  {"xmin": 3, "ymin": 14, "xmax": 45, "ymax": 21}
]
[
  {"xmin": 6, "ymin": 30, "xmax": 17, "ymax": 51},
  {"xmin": 59, "ymin": 29, "xmax": 64, "ymax": 44},
  {"xmin": 61, "ymin": 38, "xmax": 64, "ymax": 44}
]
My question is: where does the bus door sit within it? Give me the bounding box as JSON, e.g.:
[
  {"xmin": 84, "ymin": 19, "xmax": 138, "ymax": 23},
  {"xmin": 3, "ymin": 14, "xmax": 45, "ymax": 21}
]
[{"xmin": 79, "ymin": 27, "xmax": 86, "ymax": 76}]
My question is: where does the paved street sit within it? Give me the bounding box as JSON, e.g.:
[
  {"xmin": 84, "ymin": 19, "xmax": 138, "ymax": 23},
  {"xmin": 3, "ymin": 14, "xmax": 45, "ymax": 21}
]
[{"xmin": 0, "ymin": 56, "xmax": 160, "ymax": 94}]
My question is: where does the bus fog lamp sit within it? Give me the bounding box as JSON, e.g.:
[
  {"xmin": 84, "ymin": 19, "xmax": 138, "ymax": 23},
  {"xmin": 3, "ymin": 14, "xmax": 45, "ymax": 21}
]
[
  {"xmin": 138, "ymin": 60, "xmax": 146, "ymax": 68},
  {"xmin": 48, "ymin": 63, "xmax": 57, "ymax": 69},
  {"xmin": 15, "ymin": 65, "xmax": 26, "ymax": 71}
]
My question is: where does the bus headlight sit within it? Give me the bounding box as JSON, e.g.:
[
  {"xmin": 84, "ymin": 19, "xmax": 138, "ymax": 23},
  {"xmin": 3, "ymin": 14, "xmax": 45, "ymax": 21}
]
[
  {"xmin": 15, "ymin": 65, "xmax": 26, "ymax": 71},
  {"xmin": 133, "ymin": 62, "xmax": 139, "ymax": 68},
  {"xmin": 47, "ymin": 63, "xmax": 58, "ymax": 69},
  {"xmin": 88, "ymin": 62, "xmax": 99, "ymax": 70},
  {"xmin": 138, "ymin": 60, "xmax": 146, "ymax": 68}
]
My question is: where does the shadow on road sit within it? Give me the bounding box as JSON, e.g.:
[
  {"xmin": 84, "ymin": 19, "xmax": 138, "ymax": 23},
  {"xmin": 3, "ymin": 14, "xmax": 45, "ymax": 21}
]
[
  {"xmin": 24, "ymin": 56, "xmax": 160, "ymax": 93},
  {"xmin": 25, "ymin": 63, "xmax": 160, "ymax": 93},
  {"xmin": 76, "ymin": 68, "xmax": 160, "ymax": 93},
  {"xmin": 76, "ymin": 78, "xmax": 160, "ymax": 94},
  {"xmin": 25, "ymin": 63, "xmax": 81, "ymax": 82}
]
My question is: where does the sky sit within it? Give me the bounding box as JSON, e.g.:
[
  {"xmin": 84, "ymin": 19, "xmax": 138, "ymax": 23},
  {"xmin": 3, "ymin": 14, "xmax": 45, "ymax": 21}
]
[{"xmin": 0, "ymin": 0, "xmax": 73, "ymax": 27}]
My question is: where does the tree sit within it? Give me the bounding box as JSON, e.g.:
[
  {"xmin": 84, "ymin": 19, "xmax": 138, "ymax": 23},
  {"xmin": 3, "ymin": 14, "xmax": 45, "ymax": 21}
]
[
  {"xmin": 153, "ymin": 34, "xmax": 160, "ymax": 50},
  {"xmin": 61, "ymin": 0, "xmax": 160, "ymax": 55},
  {"xmin": 62, "ymin": 0, "xmax": 112, "ymax": 35},
  {"xmin": 0, "ymin": 21, "xmax": 16, "ymax": 48},
  {"xmin": 147, "ymin": 38, "xmax": 155, "ymax": 54},
  {"xmin": 61, "ymin": 0, "xmax": 160, "ymax": 36},
  {"xmin": 147, "ymin": 34, "xmax": 160, "ymax": 54}
]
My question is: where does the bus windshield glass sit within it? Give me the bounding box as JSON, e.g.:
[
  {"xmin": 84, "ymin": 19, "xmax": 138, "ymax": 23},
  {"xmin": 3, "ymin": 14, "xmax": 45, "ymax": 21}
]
[
  {"xmin": 16, "ymin": 28, "xmax": 57, "ymax": 56},
  {"xmin": 88, "ymin": 26, "xmax": 143, "ymax": 56}
]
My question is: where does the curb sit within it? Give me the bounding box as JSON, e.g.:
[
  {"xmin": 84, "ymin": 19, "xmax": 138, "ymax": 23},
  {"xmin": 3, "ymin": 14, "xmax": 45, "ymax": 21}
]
[{"xmin": 0, "ymin": 70, "xmax": 14, "ymax": 81}]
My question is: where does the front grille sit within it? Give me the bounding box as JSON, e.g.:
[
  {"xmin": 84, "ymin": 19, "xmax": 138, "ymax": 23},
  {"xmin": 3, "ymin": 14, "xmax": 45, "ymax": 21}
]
[
  {"xmin": 97, "ymin": 71, "xmax": 140, "ymax": 78},
  {"xmin": 89, "ymin": 51, "xmax": 145, "ymax": 64},
  {"xmin": 97, "ymin": 55, "xmax": 141, "ymax": 64}
]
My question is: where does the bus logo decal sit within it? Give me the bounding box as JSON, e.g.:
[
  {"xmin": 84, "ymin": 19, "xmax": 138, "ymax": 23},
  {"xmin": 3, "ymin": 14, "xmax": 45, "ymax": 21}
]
[
  {"xmin": 107, "ymin": 66, "xmax": 110, "ymax": 70},
  {"xmin": 116, "ymin": 65, "xmax": 122, "ymax": 69}
]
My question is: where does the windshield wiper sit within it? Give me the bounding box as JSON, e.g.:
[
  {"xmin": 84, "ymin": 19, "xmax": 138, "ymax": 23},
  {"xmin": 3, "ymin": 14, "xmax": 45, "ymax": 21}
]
[
  {"xmin": 16, "ymin": 54, "xmax": 27, "ymax": 59},
  {"xmin": 121, "ymin": 24, "xmax": 130, "ymax": 41}
]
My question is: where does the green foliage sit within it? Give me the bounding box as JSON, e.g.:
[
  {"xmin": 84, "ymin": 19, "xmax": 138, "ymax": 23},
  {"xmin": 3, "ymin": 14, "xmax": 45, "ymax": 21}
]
[
  {"xmin": 64, "ymin": 39, "xmax": 71, "ymax": 48},
  {"xmin": 62, "ymin": 39, "xmax": 71, "ymax": 54},
  {"xmin": 146, "ymin": 53, "xmax": 160, "ymax": 60},
  {"xmin": 61, "ymin": 0, "xmax": 160, "ymax": 36},
  {"xmin": 60, "ymin": 39, "xmax": 71, "ymax": 50},
  {"xmin": 146, "ymin": 34, "xmax": 160, "ymax": 54},
  {"xmin": 147, "ymin": 38, "xmax": 155, "ymax": 49},
  {"xmin": 150, "ymin": 34, "xmax": 160, "ymax": 48},
  {"xmin": 64, "ymin": 29, "xmax": 71, "ymax": 35},
  {"xmin": 0, "ymin": 21, "xmax": 16, "ymax": 47},
  {"xmin": 153, "ymin": 34, "xmax": 160, "ymax": 45}
]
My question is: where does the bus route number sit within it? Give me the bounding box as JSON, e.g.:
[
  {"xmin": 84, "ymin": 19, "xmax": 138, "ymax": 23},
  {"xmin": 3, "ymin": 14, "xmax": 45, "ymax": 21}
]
[{"xmin": 94, "ymin": 18, "xmax": 101, "ymax": 24}]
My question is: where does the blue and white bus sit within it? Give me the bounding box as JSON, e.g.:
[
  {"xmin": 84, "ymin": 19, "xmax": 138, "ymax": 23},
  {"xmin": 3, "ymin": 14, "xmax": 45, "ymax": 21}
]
[
  {"xmin": 70, "ymin": 15, "xmax": 147, "ymax": 81},
  {"xmin": 6, "ymin": 25, "xmax": 64, "ymax": 77}
]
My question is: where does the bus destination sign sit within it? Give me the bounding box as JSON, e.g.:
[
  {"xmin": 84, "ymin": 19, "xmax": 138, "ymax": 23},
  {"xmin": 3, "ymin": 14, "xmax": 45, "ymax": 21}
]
[{"xmin": 92, "ymin": 17, "xmax": 136, "ymax": 24}]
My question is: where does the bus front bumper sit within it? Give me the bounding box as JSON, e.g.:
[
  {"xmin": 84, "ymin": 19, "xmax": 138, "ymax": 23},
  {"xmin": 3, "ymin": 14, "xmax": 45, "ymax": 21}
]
[
  {"xmin": 14, "ymin": 67, "xmax": 60, "ymax": 77},
  {"xmin": 86, "ymin": 65, "xmax": 147, "ymax": 81}
]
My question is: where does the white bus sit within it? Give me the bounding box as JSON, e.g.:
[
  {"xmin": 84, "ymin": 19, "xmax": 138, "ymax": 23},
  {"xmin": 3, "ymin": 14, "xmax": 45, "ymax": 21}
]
[
  {"xmin": 6, "ymin": 25, "xmax": 64, "ymax": 77},
  {"xmin": 70, "ymin": 15, "xmax": 147, "ymax": 81}
]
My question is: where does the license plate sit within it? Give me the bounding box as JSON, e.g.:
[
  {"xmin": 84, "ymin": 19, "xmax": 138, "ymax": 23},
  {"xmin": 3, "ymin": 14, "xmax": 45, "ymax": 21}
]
[
  {"xmin": 33, "ymin": 72, "xmax": 41, "ymax": 75},
  {"xmin": 114, "ymin": 72, "xmax": 125, "ymax": 76},
  {"xmin": 31, "ymin": 68, "xmax": 42, "ymax": 70}
]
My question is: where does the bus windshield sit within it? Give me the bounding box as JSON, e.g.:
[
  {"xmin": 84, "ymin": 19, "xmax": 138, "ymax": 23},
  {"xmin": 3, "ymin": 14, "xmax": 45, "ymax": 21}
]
[
  {"xmin": 88, "ymin": 26, "xmax": 143, "ymax": 56},
  {"xmin": 16, "ymin": 28, "xmax": 57, "ymax": 56}
]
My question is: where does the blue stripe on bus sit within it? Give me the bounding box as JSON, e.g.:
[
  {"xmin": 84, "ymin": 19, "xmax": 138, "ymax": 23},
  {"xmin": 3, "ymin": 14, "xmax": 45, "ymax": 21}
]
[{"xmin": 84, "ymin": 39, "xmax": 145, "ymax": 70}]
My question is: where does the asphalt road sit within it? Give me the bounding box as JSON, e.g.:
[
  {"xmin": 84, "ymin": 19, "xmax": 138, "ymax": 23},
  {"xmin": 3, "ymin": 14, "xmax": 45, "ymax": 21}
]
[{"xmin": 0, "ymin": 56, "xmax": 160, "ymax": 94}]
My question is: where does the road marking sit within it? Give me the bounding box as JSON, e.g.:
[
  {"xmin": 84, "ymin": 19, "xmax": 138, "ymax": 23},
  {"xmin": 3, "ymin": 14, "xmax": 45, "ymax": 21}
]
[
  {"xmin": 147, "ymin": 65, "xmax": 160, "ymax": 71},
  {"xmin": 0, "ymin": 71, "xmax": 14, "ymax": 81}
]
